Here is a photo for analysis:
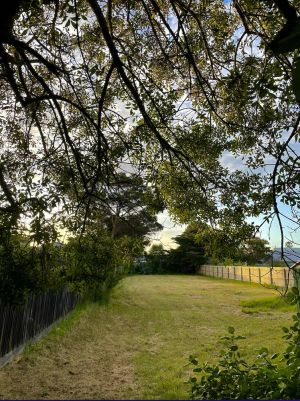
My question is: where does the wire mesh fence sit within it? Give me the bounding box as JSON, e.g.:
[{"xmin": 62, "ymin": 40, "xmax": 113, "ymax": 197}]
[{"xmin": 0, "ymin": 288, "xmax": 80, "ymax": 361}]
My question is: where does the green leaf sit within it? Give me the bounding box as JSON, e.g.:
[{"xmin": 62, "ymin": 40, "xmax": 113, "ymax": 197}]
[
  {"xmin": 259, "ymin": 347, "xmax": 269, "ymax": 355},
  {"xmin": 282, "ymin": 327, "xmax": 289, "ymax": 333},
  {"xmin": 228, "ymin": 326, "xmax": 235, "ymax": 334},
  {"xmin": 292, "ymin": 58, "xmax": 300, "ymax": 103},
  {"xmin": 189, "ymin": 355, "xmax": 198, "ymax": 365},
  {"xmin": 235, "ymin": 335, "xmax": 246, "ymax": 340},
  {"xmin": 137, "ymin": 118, "xmax": 144, "ymax": 126}
]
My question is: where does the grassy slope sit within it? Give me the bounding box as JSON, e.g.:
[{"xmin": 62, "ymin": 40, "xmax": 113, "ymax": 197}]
[{"xmin": 0, "ymin": 275, "xmax": 295, "ymax": 400}]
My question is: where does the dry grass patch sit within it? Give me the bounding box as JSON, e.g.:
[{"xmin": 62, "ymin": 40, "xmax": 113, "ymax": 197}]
[{"xmin": 0, "ymin": 301, "xmax": 138, "ymax": 400}]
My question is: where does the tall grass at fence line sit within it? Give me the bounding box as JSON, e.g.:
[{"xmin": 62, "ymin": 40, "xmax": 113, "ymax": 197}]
[{"xmin": 241, "ymin": 296, "xmax": 296, "ymax": 314}]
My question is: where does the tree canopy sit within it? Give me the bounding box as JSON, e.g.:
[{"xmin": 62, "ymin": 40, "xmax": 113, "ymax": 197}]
[{"xmin": 0, "ymin": 0, "xmax": 300, "ymax": 266}]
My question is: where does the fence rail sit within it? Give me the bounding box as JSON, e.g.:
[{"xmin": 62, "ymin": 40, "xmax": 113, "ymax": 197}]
[
  {"xmin": 198, "ymin": 265, "xmax": 295, "ymax": 288},
  {"xmin": 0, "ymin": 288, "xmax": 80, "ymax": 367}
]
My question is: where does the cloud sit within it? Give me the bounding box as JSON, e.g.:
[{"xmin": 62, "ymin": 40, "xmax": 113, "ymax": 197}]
[
  {"xmin": 148, "ymin": 210, "xmax": 186, "ymax": 249},
  {"xmin": 220, "ymin": 151, "xmax": 246, "ymax": 172}
]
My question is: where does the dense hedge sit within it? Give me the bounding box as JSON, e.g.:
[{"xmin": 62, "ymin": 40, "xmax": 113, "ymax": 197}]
[{"xmin": 0, "ymin": 233, "xmax": 141, "ymax": 305}]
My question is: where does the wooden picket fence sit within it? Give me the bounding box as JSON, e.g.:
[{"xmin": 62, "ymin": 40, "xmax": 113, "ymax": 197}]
[
  {"xmin": 197, "ymin": 265, "xmax": 295, "ymax": 288},
  {"xmin": 0, "ymin": 288, "xmax": 80, "ymax": 368}
]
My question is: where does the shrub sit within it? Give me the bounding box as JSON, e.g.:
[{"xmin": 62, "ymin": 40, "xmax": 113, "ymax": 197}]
[
  {"xmin": 189, "ymin": 311, "xmax": 300, "ymax": 399},
  {"xmin": 0, "ymin": 231, "xmax": 132, "ymax": 305},
  {"xmin": 223, "ymin": 257, "xmax": 234, "ymax": 266},
  {"xmin": 0, "ymin": 237, "xmax": 65, "ymax": 305},
  {"xmin": 61, "ymin": 233, "xmax": 130, "ymax": 297}
]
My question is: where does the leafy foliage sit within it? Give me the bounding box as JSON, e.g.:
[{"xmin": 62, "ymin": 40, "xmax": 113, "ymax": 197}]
[
  {"xmin": 0, "ymin": 225, "xmax": 146, "ymax": 304},
  {"xmin": 184, "ymin": 222, "xmax": 271, "ymax": 265},
  {"xmin": 189, "ymin": 313, "xmax": 300, "ymax": 400},
  {"xmin": 0, "ymin": 0, "xmax": 299, "ymax": 258},
  {"xmin": 142, "ymin": 244, "xmax": 167, "ymax": 274},
  {"xmin": 99, "ymin": 173, "xmax": 163, "ymax": 240},
  {"xmin": 241, "ymin": 237, "xmax": 271, "ymax": 265},
  {"xmin": 61, "ymin": 232, "xmax": 136, "ymax": 296},
  {"xmin": 166, "ymin": 224, "xmax": 207, "ymax": 274},
  {"xmin": 138, "ymin": 223, "xmax": 272, "ymax": 275},
  {"xmin": 0, "ymin": 236, "xmax": 48, "ymax": 305},
  {"xmin": 137, "ymin": 224, "xmax": 207, "ymax": 275},
  {"xmin": 0, "ymin": 169, "xmax": 161, "ymax": 303}
]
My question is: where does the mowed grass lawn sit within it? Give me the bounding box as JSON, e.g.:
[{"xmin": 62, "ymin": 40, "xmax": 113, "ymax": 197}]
[{"xmin": 0, "ymin": 275, "xmax": 295, "ymax": 400}]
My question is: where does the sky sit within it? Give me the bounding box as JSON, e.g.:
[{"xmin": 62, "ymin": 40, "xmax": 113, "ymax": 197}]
[
  {"xmin": 150, "ymin": 205, "xmax": 300, "ymax": 252},
  {"xmin": 148, "ymin": 210, "xmax": 186, "ymax": 250}
]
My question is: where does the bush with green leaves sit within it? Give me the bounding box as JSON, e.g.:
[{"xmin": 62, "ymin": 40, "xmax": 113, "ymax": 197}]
[
  {"xmin": 0, "ymin": 235, "xmax": 66, "ymax": 305},
  {"xmin": 0, "ymin": 241, "xmax": 42, "ymax": 305},
  {"xmin": 0, "ymin": 230, "xmax": 139, "ymax": 304},
  {"xmin": 189, "ymin": 288, "xmax": 300, "ymax": 399},
  {"xmin": 60, "ymin": 233, "xmax": 138, "ymax": 297},
  {"xmin": 223, "ymin": 257, "xmax": 234, "ymax": 267}
]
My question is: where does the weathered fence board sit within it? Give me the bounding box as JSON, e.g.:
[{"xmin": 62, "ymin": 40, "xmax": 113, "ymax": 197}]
[
  {"xmin": 198, "ymin": 265, "xmax": 294, "ymax": 288},
  {"xmin": 0, "ymin": 288, "xmax": 80, "ymax": 367}
]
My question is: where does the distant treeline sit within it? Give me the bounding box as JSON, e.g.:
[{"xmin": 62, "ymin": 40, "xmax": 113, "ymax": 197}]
[{"xmin": 135, "ymin": 223, "xmax": 276, "ymax": 275}]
